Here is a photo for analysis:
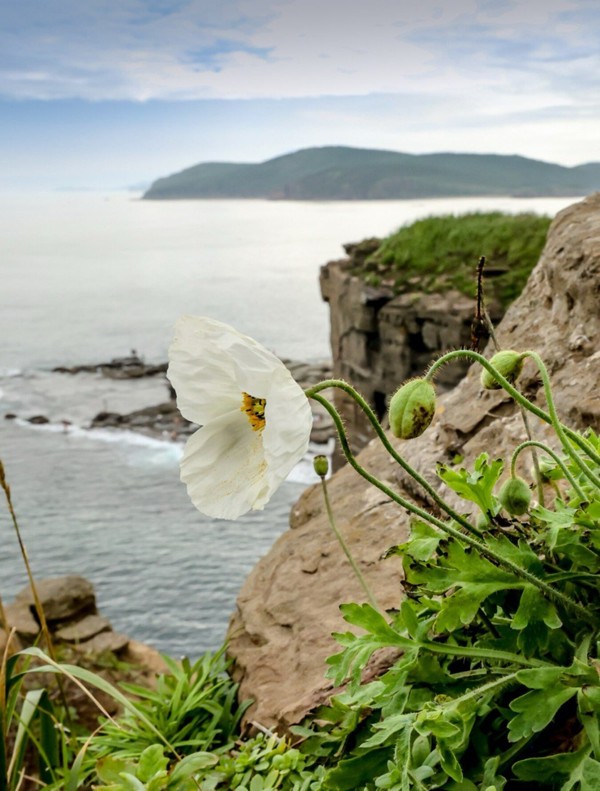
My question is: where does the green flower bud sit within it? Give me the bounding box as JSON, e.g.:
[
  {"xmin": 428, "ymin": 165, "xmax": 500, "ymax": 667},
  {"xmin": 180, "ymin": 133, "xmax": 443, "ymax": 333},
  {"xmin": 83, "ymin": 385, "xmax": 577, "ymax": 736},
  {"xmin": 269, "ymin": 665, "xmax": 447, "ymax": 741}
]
[
  {"xmin": 498, "ymin": 476, "xmax": 531, "ymax": 516},
  {"xmin": 313, "ymin": 455, "xmax": 329, "ymax": 478},
  {"xmin": 480, "ymin": 350, "xmax": 525, "ymax": 390},
  {"xmin": 389, "ymin": 378, "xmax": 437, "ymax": 440}
]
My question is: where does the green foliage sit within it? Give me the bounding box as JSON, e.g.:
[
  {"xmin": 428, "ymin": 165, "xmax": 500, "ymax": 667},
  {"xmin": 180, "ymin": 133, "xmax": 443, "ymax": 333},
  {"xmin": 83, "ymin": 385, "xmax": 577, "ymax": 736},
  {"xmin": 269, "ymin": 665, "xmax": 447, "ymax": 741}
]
[
  {"xmin": 301, "ymin": 431, "xmax": 600, "ymax": 790},
  {"xmin": 92, "ymin": 734, "xmax": 325, "ymax": 790},
  {"xmin": 1, "ymin": 648, "xmax": 77, "ymax": 790},
  {"xmin": 358, "ymin": 212, "xmax": 551, "ymax": 308},
  {"xmin": 87, "ymin": 651, "xmax": 249, "ymax": 763}
]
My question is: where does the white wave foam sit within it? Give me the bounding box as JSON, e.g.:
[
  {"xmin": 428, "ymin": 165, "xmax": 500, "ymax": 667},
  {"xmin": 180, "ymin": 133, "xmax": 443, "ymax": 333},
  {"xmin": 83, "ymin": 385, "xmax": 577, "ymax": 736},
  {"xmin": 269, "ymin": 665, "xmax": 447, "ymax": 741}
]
[
  {"xmin": 287, "ymin": 439, "xmax": 334, "ymax": 485},
  {"xmin": 12, "ymin": 416, "xmax": 328, "ymax": 479},
  {"xmin": 0, "ymin": 368, "xmax": 22, "ymax": 378},
  {"xmin": 13, "ymin": 417, "xmax": 185, "ymax": 456}
]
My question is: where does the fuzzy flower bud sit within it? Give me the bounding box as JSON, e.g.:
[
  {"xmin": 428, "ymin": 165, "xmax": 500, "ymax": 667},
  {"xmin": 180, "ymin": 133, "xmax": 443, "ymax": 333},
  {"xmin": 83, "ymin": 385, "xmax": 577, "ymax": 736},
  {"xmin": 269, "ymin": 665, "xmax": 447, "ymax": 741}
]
[
  {"xmin": 480, "ymin": 350, "xmax": 525, "ymax": 390},
  {"xmin": 499, "ymin": 476, "xmax": 531, "ymax": 516},
  {"xmin": 389, "ymin": 378, "xmax": 437, "ymax": 440},
  {"xmin": 313, "ymin": 455, "xmax": 329, "ymax": 479}
]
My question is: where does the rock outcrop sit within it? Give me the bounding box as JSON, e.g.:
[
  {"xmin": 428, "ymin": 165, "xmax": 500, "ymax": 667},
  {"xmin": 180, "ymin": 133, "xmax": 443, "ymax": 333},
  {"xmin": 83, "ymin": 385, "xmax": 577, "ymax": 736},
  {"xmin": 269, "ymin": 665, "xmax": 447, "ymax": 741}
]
[
  {"xmin": 227, "ymin": 194, "xmax": 600, "ymax": 730},
  {"xmin": 1, "ymin": 575, "xmax": 166, "ymax": 673},
  {"xmin": 319, "ymin": 242, "xmax": 504, "ymax": 457}
]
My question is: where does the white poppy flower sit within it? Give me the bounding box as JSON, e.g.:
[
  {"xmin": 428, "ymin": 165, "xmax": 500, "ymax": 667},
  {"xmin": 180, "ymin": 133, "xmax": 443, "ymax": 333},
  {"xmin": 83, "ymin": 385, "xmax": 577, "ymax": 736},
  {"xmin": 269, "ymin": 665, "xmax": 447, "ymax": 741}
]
[{"xmin": 167, "ymin": 316, "xmax": 313, "ymax": 520}]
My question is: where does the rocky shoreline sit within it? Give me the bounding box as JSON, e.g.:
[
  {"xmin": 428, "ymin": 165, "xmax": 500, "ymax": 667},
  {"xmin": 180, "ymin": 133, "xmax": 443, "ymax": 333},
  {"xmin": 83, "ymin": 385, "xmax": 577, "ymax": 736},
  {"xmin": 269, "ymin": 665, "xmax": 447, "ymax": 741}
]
[
  {"xmin": 1, "ymin": 576, "xmax": 168, "ymax": 729},
  {"xmin": 6, "ymin": 354, "xmax": 336, "ymax": 445}
]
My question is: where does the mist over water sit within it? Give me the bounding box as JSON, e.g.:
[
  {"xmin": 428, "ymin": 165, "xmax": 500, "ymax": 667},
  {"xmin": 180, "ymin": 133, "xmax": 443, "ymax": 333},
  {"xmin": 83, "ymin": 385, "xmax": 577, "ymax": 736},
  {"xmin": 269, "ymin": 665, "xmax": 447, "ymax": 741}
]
[{"xmin": 0, "ymin": 192, "xmax": 578, "ymax": 656}]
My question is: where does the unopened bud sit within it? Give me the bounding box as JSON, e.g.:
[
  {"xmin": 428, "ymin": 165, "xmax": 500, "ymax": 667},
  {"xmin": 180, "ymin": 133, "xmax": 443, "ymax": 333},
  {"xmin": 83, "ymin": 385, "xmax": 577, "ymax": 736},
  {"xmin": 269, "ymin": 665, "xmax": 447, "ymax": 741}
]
[
  {"xmin": 313, "ymin": 455, "xmax": 329, "ymax": 478},
  {"xmin": 480, "ymin": 350, "xmax": 525, "ymax": 390},
  {"xmin": 389, "ymin": 378, "xmax": 436, "ymax": 440},
  {"xmin": 499, "ymin": 476, "xmax": 531, "ymax": 516}
]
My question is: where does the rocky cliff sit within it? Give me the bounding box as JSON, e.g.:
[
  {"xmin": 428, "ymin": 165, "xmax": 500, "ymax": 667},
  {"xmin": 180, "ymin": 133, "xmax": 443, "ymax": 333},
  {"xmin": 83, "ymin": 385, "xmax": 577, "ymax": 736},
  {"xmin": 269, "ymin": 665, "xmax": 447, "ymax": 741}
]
[
  {"xmin": 227, "ymin": 193, "xmax": 600, "ymax": 730},
  {"xmin": 319, "ymin": 240, "xmax": 495, "ymax": 455}
]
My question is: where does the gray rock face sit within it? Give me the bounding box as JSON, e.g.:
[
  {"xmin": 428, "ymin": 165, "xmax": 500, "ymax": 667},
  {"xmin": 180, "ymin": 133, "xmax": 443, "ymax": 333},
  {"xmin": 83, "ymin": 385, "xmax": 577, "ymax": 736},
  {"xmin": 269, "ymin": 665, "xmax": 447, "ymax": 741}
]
[
  {"xmin": 227, "ymin": 194, "xmax": 600, "ymax": 730},
  {"xmin": 16, "ymin": 576, "xmax": 96, "ymax": 623},
  {"xmin": 4, "ymin": 576, "xmax": 168, "ymax": 676},
  {"xmin": 55, "ymin": 614, "xmax": 112, "ymax": 643},
  {"xmin": 319, "ymin": 253, "xmax": 503, "ymax": 458}
]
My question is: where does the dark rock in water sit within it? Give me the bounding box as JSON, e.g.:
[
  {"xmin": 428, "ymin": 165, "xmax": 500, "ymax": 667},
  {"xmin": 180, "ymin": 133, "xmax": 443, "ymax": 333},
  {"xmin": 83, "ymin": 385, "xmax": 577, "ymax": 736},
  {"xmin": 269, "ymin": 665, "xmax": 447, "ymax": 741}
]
[
  {"xmin": 27, "ymin": 415, "xmax": 50, "ymax": 424},
  {"xmin": 87, "ymin": 357, "xmax": 336, "ymax": 444},
  {"xmin": 53, "ymin": 353, "xmax": 168, "ymax": 380},
  {"xmin": 4, "ymin": 413, "xmax": 16, "ymax": 420},
  {"xmin": 91, "ymin": 399, "xmax": 195, "ymax": 440}
]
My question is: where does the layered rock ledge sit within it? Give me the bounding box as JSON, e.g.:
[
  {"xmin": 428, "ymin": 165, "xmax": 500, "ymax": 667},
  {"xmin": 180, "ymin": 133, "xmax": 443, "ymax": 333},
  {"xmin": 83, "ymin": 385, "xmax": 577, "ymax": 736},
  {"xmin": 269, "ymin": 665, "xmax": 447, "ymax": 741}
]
[
  {"xmin": 227, "ymin": 194, "xmax": 600, "ymax": 730},
  {"xmin": 1, "ymin": 576, "xmax": 167, "ymax": 725}
]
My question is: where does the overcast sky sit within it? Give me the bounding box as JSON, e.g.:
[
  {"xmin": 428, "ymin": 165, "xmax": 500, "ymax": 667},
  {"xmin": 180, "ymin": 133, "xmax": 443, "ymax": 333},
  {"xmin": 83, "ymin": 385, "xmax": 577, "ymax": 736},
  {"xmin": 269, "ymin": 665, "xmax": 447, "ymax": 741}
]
[{"xmin": 1, "ymin": 0, "xmax": 598, "ymax": 189}]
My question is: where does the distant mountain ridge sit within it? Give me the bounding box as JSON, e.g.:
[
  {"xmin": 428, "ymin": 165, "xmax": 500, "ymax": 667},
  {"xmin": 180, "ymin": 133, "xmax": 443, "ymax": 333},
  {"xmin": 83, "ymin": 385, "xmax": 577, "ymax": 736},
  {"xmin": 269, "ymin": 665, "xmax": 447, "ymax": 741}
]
[{"xmin": 143, "ymin": 146, "xmax": 600, "ymax": 200}]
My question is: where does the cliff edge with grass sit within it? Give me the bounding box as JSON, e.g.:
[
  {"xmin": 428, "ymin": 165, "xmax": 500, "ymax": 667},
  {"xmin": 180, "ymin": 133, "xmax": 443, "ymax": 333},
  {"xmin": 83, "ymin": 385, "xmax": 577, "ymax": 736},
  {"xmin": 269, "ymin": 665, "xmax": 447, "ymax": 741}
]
[{"xmin": 226, "ymin": 194, "xmax": 600, "ymax": 729}]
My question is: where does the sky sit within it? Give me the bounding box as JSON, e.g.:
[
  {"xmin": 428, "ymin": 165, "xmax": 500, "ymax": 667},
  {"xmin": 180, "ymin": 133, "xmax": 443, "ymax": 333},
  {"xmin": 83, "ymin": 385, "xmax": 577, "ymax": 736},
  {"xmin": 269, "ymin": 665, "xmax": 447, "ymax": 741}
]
[{"xmin": 1, "ymin": 0, "xmax": 599, "ymax": 189}]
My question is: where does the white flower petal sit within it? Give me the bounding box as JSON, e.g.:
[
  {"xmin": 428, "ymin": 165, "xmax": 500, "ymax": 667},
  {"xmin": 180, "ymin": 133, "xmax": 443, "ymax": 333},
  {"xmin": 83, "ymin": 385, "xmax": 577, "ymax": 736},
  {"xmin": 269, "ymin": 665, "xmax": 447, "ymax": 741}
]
[
  {"xmin": 181, "ymin": 410, "xmax": 272, "ymax": 520},
  {"xmin": 168, "ymin": 315, "xmax": 314, "ymax": 520},
  {"xmin": 167, "ymin": 316, "xmax": 241, "ymax": 424},
  {"xmin": 262, "ymin": 368, "xmax": 313, "ymax": 488}
]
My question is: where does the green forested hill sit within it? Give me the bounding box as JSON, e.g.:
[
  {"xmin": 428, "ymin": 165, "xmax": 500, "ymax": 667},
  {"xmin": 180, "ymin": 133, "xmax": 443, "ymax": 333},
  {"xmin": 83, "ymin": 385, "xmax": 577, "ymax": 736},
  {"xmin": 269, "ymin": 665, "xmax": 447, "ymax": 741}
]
[{"xmin": 143, "ymin": 146, "xmax": 600, "ymax": 200}]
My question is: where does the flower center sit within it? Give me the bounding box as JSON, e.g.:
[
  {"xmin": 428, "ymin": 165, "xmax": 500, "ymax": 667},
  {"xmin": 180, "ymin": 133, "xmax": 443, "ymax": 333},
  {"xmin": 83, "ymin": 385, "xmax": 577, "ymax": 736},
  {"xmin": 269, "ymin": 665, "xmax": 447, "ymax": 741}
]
[{"xmin": 241, "ymin": 392, "xmax": 266, "ymax": 431}]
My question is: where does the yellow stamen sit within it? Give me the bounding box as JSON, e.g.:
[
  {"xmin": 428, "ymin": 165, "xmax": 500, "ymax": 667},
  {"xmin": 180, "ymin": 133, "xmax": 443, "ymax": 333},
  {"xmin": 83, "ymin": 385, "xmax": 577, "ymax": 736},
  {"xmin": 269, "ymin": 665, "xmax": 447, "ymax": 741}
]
[{"xmin": 241, "ymin": 392, "xmax": 266, "ymax": 431}]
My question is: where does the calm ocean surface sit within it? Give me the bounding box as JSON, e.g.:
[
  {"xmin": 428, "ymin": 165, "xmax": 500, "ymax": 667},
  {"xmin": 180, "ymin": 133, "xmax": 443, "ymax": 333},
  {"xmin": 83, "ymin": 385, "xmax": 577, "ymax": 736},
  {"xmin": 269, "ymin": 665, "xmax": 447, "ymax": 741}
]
[{"xmin": 0, "ymin": 192, "xmax": 578, "ymax": 656}]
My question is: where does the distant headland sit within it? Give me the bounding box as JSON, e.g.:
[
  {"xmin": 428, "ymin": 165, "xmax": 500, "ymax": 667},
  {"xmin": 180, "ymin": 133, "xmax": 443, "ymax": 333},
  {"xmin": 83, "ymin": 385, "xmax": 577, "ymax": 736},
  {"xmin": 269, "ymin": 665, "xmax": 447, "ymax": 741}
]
[{"xmin": 143, "ymin": 145, "xmax": 600, "ymax": 200}]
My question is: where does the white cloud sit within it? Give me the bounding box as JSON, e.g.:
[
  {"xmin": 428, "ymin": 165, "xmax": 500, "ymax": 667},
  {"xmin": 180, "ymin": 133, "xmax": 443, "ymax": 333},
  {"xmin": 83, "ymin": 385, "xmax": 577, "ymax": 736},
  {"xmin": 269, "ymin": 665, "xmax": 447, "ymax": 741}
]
[{"xmin": 1, "ymin": 0, "xmax": 598, "ymax": 104}]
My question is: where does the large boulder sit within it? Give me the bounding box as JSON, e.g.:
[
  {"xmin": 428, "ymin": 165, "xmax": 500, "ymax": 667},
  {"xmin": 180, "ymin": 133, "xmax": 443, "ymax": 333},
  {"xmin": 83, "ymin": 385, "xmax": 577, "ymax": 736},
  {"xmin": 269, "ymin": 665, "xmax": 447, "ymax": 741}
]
[{"xmin": 227, "ymin": 194, "xmax": 600, "ymax": 730}]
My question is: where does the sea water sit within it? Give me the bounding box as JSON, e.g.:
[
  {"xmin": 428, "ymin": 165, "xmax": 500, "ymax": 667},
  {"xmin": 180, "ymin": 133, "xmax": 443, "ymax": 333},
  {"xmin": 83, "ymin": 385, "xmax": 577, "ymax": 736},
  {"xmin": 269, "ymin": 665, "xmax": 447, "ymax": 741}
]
[{"xmin": 0, "ymin": 192, "xmax": 578, "ymax": 656}]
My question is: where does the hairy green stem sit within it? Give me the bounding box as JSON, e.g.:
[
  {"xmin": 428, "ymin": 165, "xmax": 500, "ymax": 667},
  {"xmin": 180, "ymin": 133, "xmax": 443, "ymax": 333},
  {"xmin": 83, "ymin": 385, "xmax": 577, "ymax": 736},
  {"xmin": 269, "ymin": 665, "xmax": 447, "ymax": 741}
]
[
  {"xmin": 521, "ymin": 351, "xmax": 600, "ymax": 488},
  {"xmin": 306, "ymin": 379, "xmax": 484, "ymax": 539},
  {"xmin": 510, "ymin": 441, "xmax": 586, "ymax": 501},
  {"xmin": 426, "ymin": 349, "xmax": 600, "ymax": 468},
  {"xmin": 419, "ymin": 641, "xmax": 549, "ymax": 668},
  {"xmin": 519, "ymin": 408, "xmax": 545, "ymax": 507},
  {"xmin": 319, "ymin": 477, "xmax": 382, "ymax": 613},
  {"xmin": 310, "ymin": 392, "xmax": 597, "ymax": 627}
]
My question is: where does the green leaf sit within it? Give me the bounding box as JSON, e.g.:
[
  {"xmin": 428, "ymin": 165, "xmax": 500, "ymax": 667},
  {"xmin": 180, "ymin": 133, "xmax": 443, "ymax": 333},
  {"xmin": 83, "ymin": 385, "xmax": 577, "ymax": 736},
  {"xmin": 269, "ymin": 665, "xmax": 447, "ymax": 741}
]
[
  {"xmin": 96, "ymin": 757, "xmax": 132, "ymax": 784},
  {"xmin": 406, "ymin": 539, "xmax": 526, "ymax": 632},
  {"xmin": 513, "ymin": 747, "xmax": 600, "ymax": 791},
  {"xmin": 339, "ymin": 603, "xmax": 411, "ymax": 646},
  {"xmin": 137, "ymin": 745, "xmax": 169, "ymax": 784},
  {"xmin": 323, "ymin": 748, "xmax": 391, "ymax": 790},
  {"xmin": 328, "ymin": 605, "xmax": 416, "ymax": 685},
  {"xmin": 391, "ymin": 520, "xmax": 443, "ymax": 562},
  {"xmin": 578, "ymin": 687, "xmax": 600, "ymax": 759},
  {"xmin": 508, "ymin": 685, "xmax": 577, "ymax": 742},
  {"xmin": 170, "ymin": 751, "xmax": 219, "ymax": 782},
  {"xmin": 512, "ymin": 588, "xmax": 562, "ymax": 631},
  {"xmin": 437, "ymin": 453, "xmax": 503, "ymax": 515}
]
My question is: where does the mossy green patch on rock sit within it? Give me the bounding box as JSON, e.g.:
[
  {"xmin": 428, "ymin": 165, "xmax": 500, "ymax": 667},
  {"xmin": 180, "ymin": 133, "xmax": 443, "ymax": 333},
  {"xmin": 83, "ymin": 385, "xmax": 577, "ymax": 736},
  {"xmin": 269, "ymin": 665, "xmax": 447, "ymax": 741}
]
[{"xmin": 355, "ymin": 212, "xmax": 551, "ymax": 308}]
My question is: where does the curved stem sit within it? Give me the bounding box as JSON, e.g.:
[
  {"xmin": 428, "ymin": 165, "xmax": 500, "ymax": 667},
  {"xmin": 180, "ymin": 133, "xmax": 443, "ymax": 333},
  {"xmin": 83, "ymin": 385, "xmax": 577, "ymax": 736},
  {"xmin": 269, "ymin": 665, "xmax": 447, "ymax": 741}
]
[
  {"xmin": 306, "ymin": 379, "xmax": 484, "ymax": 539},
  {"xmin": 310, "ymin": 392, "xmax": 597, "ymax": 627},
  {"xmin": 563, "ymin": 427, "xmax": 600, "ymax": 467},
  {"xmin": 418, "ymin": 643, "xmax": 549, "ymax": 668},
  {"xmin": 510, "ymin": 441, "xmax": 586, "ymax": 501},
  {"xmin": 521, "ymin": 351, "xmax": 600, "ymax": 489},
  {"xmin": 426, "ymin": 349, "xmax": 600, "ymax": 468},
  {"xmin": 320, "ymin": 477, "xmax": 382, "ymax": 614}
]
